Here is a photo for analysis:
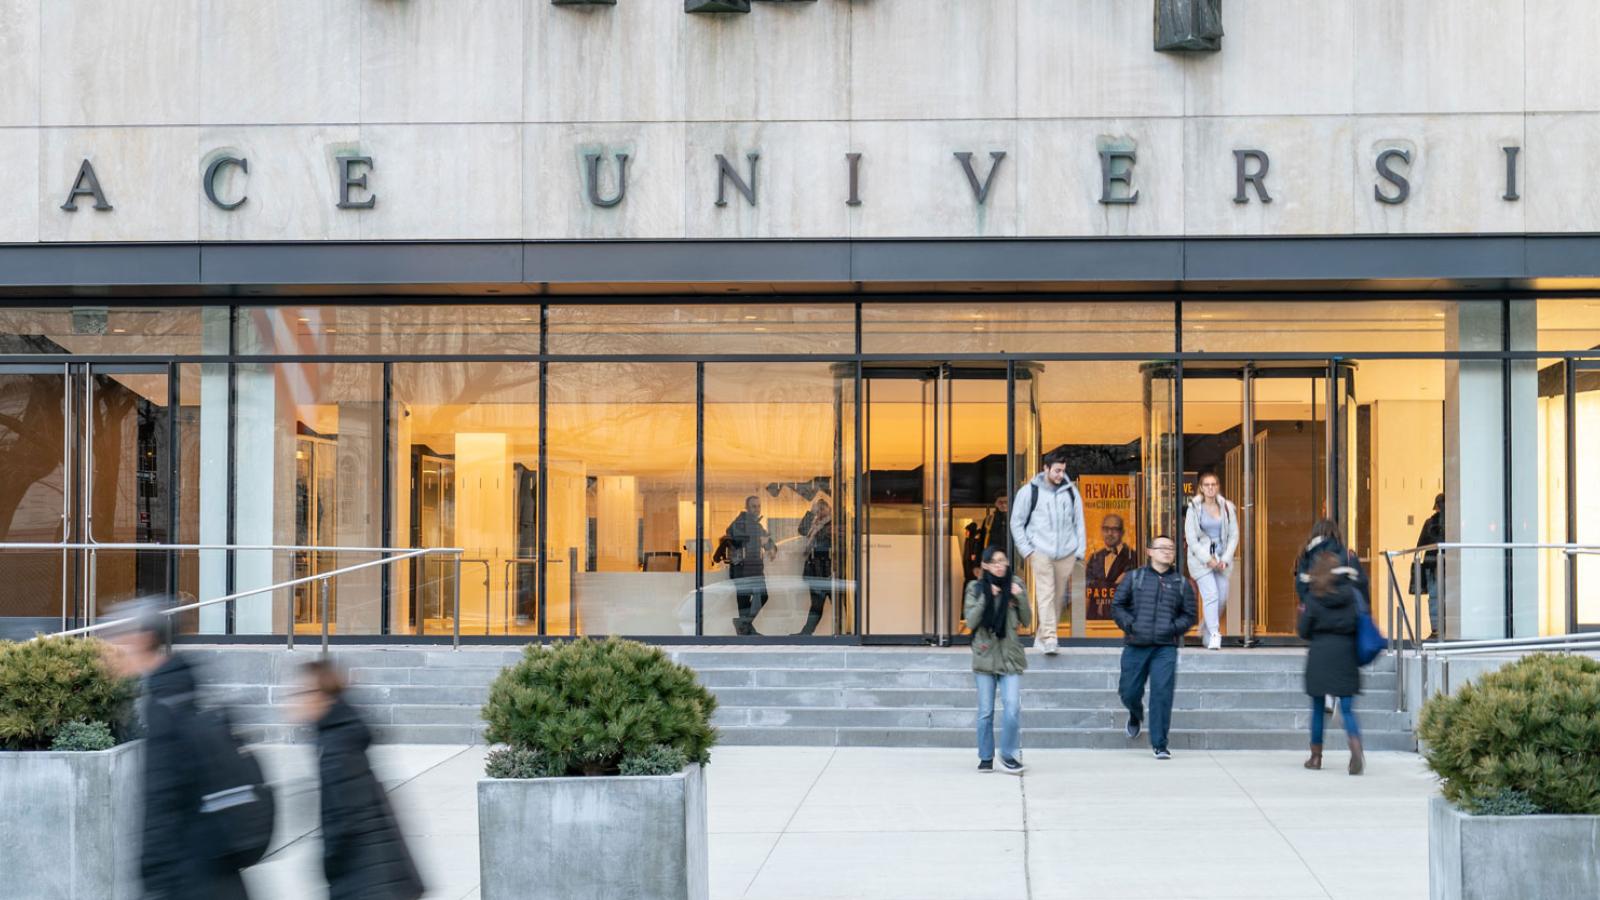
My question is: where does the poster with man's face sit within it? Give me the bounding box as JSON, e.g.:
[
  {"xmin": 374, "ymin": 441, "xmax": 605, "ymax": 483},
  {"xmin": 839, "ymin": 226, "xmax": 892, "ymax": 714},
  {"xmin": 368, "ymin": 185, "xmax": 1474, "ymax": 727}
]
[{"xmin": 1080, "ymin": 475, "xmax": 1139, "ymax": 620}]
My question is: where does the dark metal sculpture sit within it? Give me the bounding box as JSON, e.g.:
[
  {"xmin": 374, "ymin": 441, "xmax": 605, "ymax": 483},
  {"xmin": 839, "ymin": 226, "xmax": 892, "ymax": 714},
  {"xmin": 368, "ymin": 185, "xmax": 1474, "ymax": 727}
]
[
  {"xmin": 551, "ymin": 0, "xmax": 616, "ymax": 6},
  {"xmin": 1155, "ymin": 0, "xmax": 1223, "ymax": 52},
  {"xmin": 686, "ymin": 0, "xmax": 751, "ymax": 12}
]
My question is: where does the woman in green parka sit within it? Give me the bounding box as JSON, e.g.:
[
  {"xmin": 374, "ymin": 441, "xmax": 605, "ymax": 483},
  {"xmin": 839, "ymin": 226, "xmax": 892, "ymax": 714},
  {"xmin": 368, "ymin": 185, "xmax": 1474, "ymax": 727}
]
[{"xmin": 964, "ymin": 545, "xmax": 1031, "ymax": 774}]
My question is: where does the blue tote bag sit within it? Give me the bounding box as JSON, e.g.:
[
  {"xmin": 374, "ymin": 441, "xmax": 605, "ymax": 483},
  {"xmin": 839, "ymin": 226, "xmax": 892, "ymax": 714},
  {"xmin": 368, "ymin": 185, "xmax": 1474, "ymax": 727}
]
[{"xmin": 1354, "ymin": 589, "xmax": 1385, "ymax": 666}]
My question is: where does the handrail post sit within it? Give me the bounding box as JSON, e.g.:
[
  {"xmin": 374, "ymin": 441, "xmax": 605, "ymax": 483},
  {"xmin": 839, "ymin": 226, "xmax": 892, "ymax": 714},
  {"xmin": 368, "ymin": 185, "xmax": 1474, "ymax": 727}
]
[
  {"xmin": 320, "ymin": 577, "xmax": 330, "ymax": 656},
  {"xmin": 452, "ymin": 553, "xmax": 462, "ymax": 651},
  {"xmin": 286, "ymin": 583, "xmax": 295, "ymax": 652}
]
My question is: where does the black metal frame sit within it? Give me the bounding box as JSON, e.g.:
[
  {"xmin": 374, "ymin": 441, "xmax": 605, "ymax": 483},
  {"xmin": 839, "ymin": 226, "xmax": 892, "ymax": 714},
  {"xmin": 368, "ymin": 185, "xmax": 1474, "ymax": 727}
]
[{"xmin": 4, "ymin": 293, "xmax": 1598, "ymax": 644}]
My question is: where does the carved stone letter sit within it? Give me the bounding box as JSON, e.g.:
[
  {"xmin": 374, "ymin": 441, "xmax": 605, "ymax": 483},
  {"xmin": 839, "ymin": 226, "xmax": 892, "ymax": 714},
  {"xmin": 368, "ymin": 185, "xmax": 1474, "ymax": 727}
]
[
  {"xmin": 584, "ymin": 153, "xmax": 629, "ymax": 208},
  {"xmin": 715, "ymin": 153, "xmax": 759, "ymax": 207},
  {"xmin": 846, "ymin": 153, "xmax": 863, "ymax": 207},
  {"xmin": 337, "ymin": 156, "xmax": 376, "ymax": 209},
  {"xmin": 1099, "ymin": 150, "xmax": 1139, "ymax": 205},
  {"xmin": 1233, "ymin": 149, "xmax": 1271, "ymax": 204},
  {"xmin": 1374, "ymin": 148, "xmax": 1411, "ymax": 205},
  {"xmin": 60, "ymin": 159, "xmax": 112, "ymax": 211},
  {"xmin": 204, "ymin": 156, "xmax": 249, "ymax": 211},
  {"xmin": 1503, "ymin": 146, "xmax": 1521, "ymax": 202},
  {"xmin": 953, "ymin": 152, "xmax": 1007, "ymax": 206},
  {"xmin": 1155, "ymin": 0, "xmax": 1224, "ymax": 53}
]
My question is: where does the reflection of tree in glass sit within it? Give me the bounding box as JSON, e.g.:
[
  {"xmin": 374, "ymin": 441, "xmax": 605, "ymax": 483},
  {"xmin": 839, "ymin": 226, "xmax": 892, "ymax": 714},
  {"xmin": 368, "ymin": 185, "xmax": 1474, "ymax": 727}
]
[{"xmin": 0, "ymin": 374, "xmax": 66, "ymax": 541}]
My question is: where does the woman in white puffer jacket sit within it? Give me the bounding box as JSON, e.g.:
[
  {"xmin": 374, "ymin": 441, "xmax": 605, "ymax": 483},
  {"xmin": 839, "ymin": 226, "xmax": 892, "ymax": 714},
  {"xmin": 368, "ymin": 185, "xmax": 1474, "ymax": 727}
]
[{"xmin": 1185, "ymin": 470, "xmax": 1239, "ymax": 650}]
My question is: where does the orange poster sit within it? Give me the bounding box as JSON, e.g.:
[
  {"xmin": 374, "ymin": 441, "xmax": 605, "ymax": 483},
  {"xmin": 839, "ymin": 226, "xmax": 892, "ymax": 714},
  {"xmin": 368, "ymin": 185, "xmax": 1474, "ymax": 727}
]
[{"xmin": 1080, "ymin": 475, "xmax": 1139, "ymax": 621}]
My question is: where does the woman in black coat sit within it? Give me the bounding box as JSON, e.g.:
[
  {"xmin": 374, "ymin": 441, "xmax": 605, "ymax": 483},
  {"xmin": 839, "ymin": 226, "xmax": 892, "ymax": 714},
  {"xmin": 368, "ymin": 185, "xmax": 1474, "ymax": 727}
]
[
  {"xmin": 1296, "ymin": 539, "xmax": 1365, "ymax": 776},
  {"xmin": 295, "ymin": 660, "xmax": 426, "ymax": 900}
]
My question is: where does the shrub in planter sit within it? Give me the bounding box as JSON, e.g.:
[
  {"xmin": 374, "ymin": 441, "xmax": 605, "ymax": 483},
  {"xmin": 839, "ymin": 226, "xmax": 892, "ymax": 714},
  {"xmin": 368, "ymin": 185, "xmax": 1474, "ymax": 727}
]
[
  {"xmin": 50, "ymin": 720, "xmax": 118, "ymax": 752},
  {"xmin": 481, "ymin": 637, "xmax": 717, "ymax": 777},
  {"xmin": 1418, "ymin": 652, "xmax": 1600, "ymax": 815},
  {"xmin": 0, "ymin": 637, "xmax": 135, "ymax": 750}
]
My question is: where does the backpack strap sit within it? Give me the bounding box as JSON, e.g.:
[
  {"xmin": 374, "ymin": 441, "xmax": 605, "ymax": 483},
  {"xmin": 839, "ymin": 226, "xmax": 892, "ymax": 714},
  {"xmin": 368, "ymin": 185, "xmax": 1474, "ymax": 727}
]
[{"xmin": 1022, "ymin": 482, "xmax": 1039, "ymax": 530}]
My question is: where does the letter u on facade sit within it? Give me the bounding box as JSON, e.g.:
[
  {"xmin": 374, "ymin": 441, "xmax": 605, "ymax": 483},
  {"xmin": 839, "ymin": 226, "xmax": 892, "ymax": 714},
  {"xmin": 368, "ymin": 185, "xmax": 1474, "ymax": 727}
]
[{"xmin": 585, "ymin": 153, "xmax": 629, "ymax": 208}]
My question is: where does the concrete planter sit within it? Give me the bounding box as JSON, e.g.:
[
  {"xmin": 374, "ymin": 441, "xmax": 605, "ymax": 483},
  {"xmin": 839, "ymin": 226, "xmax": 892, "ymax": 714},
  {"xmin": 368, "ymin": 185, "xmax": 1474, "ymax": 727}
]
[
  {"xmin": 478, "ymin": 764, "xmax": 708, "ymax": 900},
  {"xmin": 1430, "ymin": 796, "xmax": 1600, "ymax": 899},
  {"xmin": 0, "ymin": 741, "xmax": 143, "ymax": 900}
]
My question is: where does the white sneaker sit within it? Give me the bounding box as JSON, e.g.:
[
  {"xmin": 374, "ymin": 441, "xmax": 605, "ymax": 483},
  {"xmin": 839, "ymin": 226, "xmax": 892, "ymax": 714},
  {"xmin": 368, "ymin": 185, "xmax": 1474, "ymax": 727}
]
[{"xmin": 1207, "ymin": 634, "xmax": 1221, "ymax": 651}]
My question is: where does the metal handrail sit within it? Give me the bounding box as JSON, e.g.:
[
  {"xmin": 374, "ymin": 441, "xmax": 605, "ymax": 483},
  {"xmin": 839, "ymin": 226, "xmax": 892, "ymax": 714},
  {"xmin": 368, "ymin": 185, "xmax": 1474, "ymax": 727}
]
[
  {"xmin": 1381, "ymin": 542, "xmax": 1600, "ymax": 709},
  {"xmin": 11, "ymin": 542, "xmax": 465, "ymax": 651}
]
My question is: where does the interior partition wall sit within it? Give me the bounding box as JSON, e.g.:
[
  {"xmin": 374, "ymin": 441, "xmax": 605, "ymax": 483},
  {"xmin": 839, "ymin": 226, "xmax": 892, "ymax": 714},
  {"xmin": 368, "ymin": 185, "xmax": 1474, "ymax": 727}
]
[{"xmin": 1, "ymin": 297, "xmax": 1598, "ymax": 643}]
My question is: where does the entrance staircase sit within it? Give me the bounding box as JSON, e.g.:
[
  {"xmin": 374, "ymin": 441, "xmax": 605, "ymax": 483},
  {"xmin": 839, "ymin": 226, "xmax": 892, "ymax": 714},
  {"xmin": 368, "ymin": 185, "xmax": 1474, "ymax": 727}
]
[{"xmin": 187, "ymin": 644, "xmax": 1413, "ymax": 751}]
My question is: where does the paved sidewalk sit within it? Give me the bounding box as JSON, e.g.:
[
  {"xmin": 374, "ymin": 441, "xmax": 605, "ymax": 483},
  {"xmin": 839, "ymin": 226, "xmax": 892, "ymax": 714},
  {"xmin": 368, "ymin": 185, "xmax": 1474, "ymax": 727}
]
[{"xmin": 244, "ymin": 745, "xmax": 1435, "ymax": 900}]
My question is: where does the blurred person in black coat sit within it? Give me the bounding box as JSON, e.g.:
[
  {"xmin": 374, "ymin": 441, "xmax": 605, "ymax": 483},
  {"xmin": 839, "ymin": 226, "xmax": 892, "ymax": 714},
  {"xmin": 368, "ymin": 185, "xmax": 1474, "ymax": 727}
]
[{"xmin": 294, "ymin": 659, "xmax": 425, "ymax": 900}]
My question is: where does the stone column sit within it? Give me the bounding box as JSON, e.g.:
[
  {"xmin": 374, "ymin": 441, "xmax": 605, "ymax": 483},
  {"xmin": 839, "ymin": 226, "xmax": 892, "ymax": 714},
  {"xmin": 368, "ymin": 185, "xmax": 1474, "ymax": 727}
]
[{"xmin": 197, "ymin": 309, "xmax": 230, "ymax": 634}]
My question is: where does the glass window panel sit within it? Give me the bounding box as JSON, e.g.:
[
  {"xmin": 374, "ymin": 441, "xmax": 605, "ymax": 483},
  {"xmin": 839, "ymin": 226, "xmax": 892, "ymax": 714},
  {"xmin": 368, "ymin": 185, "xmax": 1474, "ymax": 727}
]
[
  {"xmin": 0, "ymin": 367, "xmax": 69, "ymax": 638},
  {"xmin": 546, "ymin": 303, "xmax": 854, "ymax": 355},
  {"xmin": 545, "ymin": 363, "xmax": 695, "ymax": 635},
  {"xmin": 390, "ymin": 362, "xmax": 539, "ymax": 637},
  {"xmin": 861, "ymin": 301, "xmax": 1175, "ymax": 354},
  {"xmin": 0, "ymin": 306, "xmax": 223, "ymax": 355},
  {"xmin": 233, "ymin": 362, "xmax": 384, "ymax": 636},
  {"xmin": 1536, "ymin": 298, "xmax": 1600, "ymax": 352},
  {"xmin": 704, "ymin": 363, "xmax": 854, "ymax": 636},
  {"xmin": 1181, "ymin": 300, "xmax": 1500, "ymax": 354},
  {"xmin": 176, "ymin": 363, "xmax": 228, "ymax": 635},
  {"xmin": 1027, "ymin": 361, "xmax": 1164, "ymax": 639},
  {"xmin": 236, "ymin": 305, "xmax": 538, "ymax": 355}
]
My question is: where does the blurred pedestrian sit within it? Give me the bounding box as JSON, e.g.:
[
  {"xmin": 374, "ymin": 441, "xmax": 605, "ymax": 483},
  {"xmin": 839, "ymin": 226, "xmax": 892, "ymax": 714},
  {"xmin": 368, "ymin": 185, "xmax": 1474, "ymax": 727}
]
[
  {"xmin": 294, "ymin": 658, "xmax": 426, "ymax": 900},
  {"xmin": 1111, "ymin": 535, "xmax": 1197, "ymax": 760},
  {"xmin": 964, "ymin": 546, "xmax": 1030, "ymax": 774},
  {"xmin": 104, "ymin": 600, "xmax": 260, "ymax": 900},
  {"xmin": 1297, "ymin": 531, "xmax": 1367, "ymax": 775}
]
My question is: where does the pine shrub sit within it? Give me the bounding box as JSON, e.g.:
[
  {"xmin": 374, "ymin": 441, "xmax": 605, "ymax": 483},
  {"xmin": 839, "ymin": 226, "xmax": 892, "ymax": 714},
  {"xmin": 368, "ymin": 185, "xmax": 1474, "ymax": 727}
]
[
  {"xmin": 485, "ymin": 746, "xmax": 561, "ymax": 779},
  {"xmin": 0, "ymin": 637, "xmax": 135, "ymax": 751},
  {"xmin": 1418, "ymin": 653, "xmax": 1600, "ymax": 815},
  {"xmin": 619, "ymin": 744, "xmax": 691, "ymax": 776},
  {"xmin": 50, "ymin": 720, "xmax": 117, "ymax": 752},
  {"xmin": 481, "ymin": 638, "xmax": 718, "ymax": 777}
]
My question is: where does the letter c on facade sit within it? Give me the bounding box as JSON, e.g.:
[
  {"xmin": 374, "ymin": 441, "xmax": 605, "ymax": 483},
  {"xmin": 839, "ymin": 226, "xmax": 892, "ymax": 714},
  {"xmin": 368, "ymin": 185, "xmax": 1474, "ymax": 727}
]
[{"xmin": 204, "ymin": 156, "xmax": 249, "ymax": 211}]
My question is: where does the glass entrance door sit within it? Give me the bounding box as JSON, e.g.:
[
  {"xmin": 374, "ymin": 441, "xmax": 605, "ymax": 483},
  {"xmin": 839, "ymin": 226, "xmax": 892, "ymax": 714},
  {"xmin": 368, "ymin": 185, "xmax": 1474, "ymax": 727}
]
[
  {"xmin": 0, "ymin": 363, "xmax": 174, "ymax": 639},
  {"xmin": 861, "ymin": 364, "xmax": 1031, "ymax": 643},
  {"xmin": 1149, "ymin": 361, "xmax": 1354, "ymax": 641}
]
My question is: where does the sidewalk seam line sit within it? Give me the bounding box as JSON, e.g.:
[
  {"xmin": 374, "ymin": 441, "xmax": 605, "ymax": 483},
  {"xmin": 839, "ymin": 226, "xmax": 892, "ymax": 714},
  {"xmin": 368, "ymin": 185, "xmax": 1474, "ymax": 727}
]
[
  {"xmin": 743, "ymin": 746, "xmax": 836, "ymax": 898},
  {"xmin": 1208, "ymin": 750, "xmax": 1336, "ymax": 900}
]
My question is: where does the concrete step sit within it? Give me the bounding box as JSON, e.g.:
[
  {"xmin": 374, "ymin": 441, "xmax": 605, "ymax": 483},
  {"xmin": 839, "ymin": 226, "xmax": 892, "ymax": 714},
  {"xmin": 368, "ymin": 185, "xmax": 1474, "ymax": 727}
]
[{"xmin": 178, "ymin": 644, "xmax": 1411, "ymax": 751}]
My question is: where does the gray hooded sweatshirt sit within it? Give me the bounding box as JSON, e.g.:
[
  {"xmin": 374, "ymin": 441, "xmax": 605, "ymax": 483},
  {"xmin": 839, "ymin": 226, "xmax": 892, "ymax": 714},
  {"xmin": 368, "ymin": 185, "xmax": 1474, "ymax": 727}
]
[{"xmin": 1009, "ymin": 472, "xmax": 1087, "ymax": 562}]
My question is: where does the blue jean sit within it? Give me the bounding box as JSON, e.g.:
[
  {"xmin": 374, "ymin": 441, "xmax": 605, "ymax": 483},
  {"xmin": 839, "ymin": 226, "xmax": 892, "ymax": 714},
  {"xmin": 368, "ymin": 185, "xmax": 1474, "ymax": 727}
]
[
  {"xmin": 1119, "ymin": 644, "xmax": 1177, "ymax": 751},
  {"xmin": 1310, "ymin": 695, "xmax": 1361, "ymax": 745},
  {"xmin": 975, "ymin": 673, "xmax": 1021, "ymax": 761}
]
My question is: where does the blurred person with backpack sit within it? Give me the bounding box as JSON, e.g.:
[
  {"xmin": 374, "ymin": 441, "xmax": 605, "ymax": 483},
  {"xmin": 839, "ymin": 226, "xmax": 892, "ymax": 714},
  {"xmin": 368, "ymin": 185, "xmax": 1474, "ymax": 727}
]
[
  {"xmin": 1295, "ymin": 520, "xmax": 1368, "ymax": 775},
  {"xmin": 104, "ymin": 599, "xmax": 273, "ymax": 900},
  {"xmin": 294, "ymin": 659, "xmax": 425, "ymax": 900},
  {"xmin": 1009, "ymin": 447, "xmax": 1086, "ymax": 655}
]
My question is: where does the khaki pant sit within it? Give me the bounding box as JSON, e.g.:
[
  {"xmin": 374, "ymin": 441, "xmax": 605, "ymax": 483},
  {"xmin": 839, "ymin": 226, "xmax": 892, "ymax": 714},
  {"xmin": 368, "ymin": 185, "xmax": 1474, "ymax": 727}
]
[{"xmin": 1027, "ymin": 553, "xmax": 1074, "ymax": 649}]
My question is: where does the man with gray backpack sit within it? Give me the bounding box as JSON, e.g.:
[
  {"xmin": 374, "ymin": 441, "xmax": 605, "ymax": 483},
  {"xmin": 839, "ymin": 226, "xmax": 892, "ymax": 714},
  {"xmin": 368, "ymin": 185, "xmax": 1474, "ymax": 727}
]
[
  {"xmin": 1008, "ymin": 447, "xmax": 1087, "ymax": 655},
  {"xmin": 105, "ymin": 600, "xmax": 274, "ymax": 900}
]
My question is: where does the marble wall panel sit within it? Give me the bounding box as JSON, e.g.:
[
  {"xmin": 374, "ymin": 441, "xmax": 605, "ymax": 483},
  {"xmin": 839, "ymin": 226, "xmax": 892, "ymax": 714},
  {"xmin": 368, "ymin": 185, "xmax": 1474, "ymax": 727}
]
[
  {"xmin": 355, "ymin": 124, "xmax": 522, "ymax": 240},
  {"xmin": 1183, "ymin": 116, "xmax": 1357, "ymax": 235},
  {"xmin": 198, "ymin": 1, "xmax": 361, "ymax": 125},
  {"xmin": 38, "ymin": 127, "xmax": 200, "ymax": 242},
  {"xmin": 684, "ymin": 122, "xmax": 850, "ymax": 239},
  {"xmin": 1353, "ymin": 0, "xmax": 1524, "ymax": 114},
  {"xmin": 40, "ymin": 0, "xmax": 199, "ymax": 126},
  {"xmin": 524, "ymin": 122, "xmax": 686, "ymax": 240},
  {"xmin": 197, "ymin": 126, "xmax": 362, "ymax": 241},
  {"xmin": 849, "ymin": 0, "xmax": 1017, "ymax": 120},
  {"xmin": 1525, "ymin": 0, "xmax": 1600, "ymax": 114},
  {"xmin": 1185, "ymin": 0, "xmax": 1355, "ymax": 117},
  {"xmin": 682, "ymin": 0, "xmax": 849, "ymax": 122},
  {"xmin": 1016, "ymin": 0, "xmax": 1185, "ymax": 119},
  {"xmin": 0, "ymin": 0, "xmax": 40, "ymax": 126},
  {"xmin": 1523, "ymin": 114, "xmax": 1600, "ymax": 233},
  {"xmin": 527, "ymin": 0, "xmax": 685, "ymax": 123},
  {"xmin": 846, "ymin": 120, "xmax": 1019, "ymax": 238},
  {"xmin": 0, "ymin": 128, "xmax": 39, "ymax": 242},
  {"xmin": 361, "ymin": 0, "xmax": 523, "ymax": 124},
  {"xmin": 1351, "ymin": 115, "xmax": 1525, "ymax": 234},
  {"xmin": 1016, "ymin": 119, "xmax": 1184, "ymax": 237}
]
